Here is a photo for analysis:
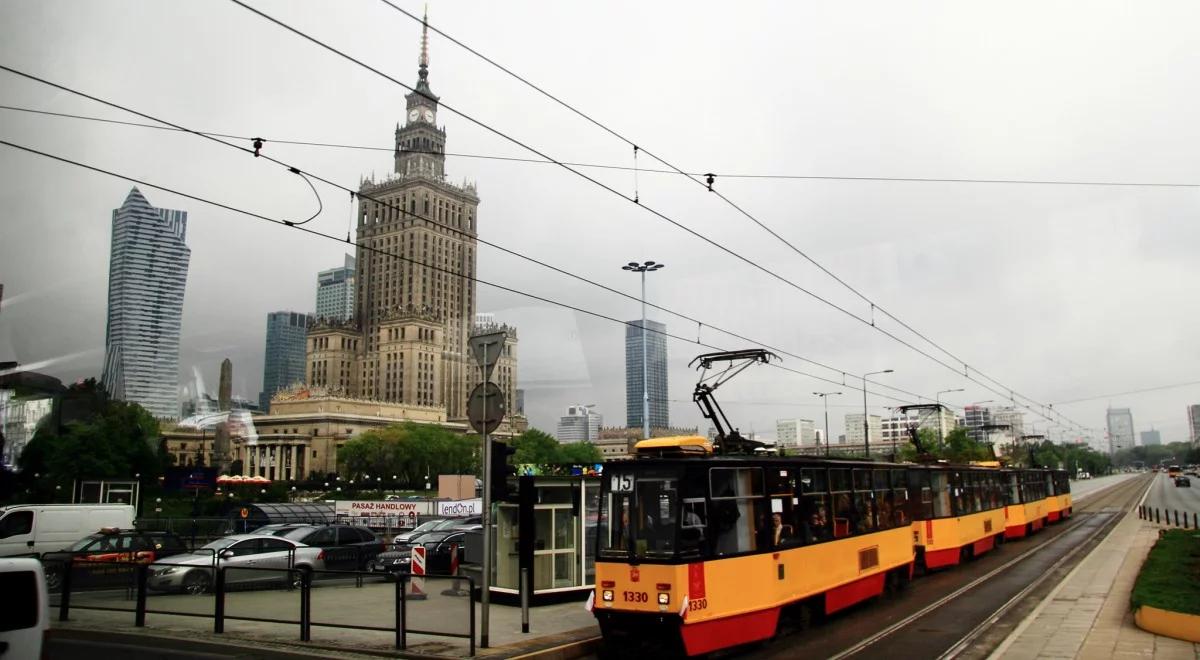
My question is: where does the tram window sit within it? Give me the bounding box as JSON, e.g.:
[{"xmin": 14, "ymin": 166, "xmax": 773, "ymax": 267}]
[
  {"xmin": 679, "ymin": 498, "xmax": 707, "ymax": 556},
  {"xmin": 970, "ymin": 473, "xmax": 983, "ymax": 513},
  {"xmin": 931, "ymin": 472, "xmax": 952, "ymax": 518},
  {"xmin": 800, "ymin": 468, "xmax": 827, "ymax": 493},
  {"xmin": 1007, "ymin": 474, "xmax": 1020, "ymax": 504},
  {"xmin": 710, "ymin": 467, "xmax": 764, "ymax": 555},
  {"xmin": 799, "ymin": 493, "xmax": 830, "ymax": 543},
  {"xmin": 634, "ymin": 479, "xmax": 678, "ymax": 556},
  {"xmin": 853, "ymin": 492, "xmax": 875, "ymax": 533},
  {"xmin": 829, "ymin": 469, "xmax": 851, "ymax": 493},
  {"xmin": 853, "ymin": 469, "xmax": 872, "ymax": 492},
  {"xmin": 873, "ymin": 469, "xmax": 890, "ymax": 490},
  {"xmin": 875, "ymin": 488, "xmax": 894, "ymax": 530}
]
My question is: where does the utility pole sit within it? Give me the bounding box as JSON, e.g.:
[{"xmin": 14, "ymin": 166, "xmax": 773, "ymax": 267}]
[
  {"xmin": 862, "ymin": 370, "xmax": 893, "ymax": 457},
  {"xmin": 814, "ymin": 392, "xmax": 842, "ymax": 457},
  {"xmin": 621, "ymin": 261, "xmax": 664, "ymax": 440}
]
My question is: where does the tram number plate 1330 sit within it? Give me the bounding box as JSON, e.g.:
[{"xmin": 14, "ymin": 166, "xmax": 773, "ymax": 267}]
[{"xmin": 611, "ymin": 474, "xmax": 634, "ymax": 492}]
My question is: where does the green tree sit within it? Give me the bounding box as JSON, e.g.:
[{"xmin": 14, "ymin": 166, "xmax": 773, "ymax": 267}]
[
  {"xmin": 560, "ymin": 441, "xmax": 603, "ymax": 464},
  {"xmin": 18, "ymin": 398, "xmax": 162, "ymax": 494},
  {"xmin": 337, "ymin": 423, "xmax": 481, "ymax": 488},
  {"xmin": 512, "ymin": 428, "xmax": 561, "ymax": 464}
]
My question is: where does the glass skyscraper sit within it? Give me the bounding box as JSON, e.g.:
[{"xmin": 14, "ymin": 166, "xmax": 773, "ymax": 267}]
[
  {"xmin": 259, "ymin": 311, "xmax": 314, "ymax": 411},
  {"xmin": 101, "ymin": 188, "xmax": 190, "ymax": 419},
  {"xmin": 315, "ymin": 254, "xmax": 355, "ymax": 321},
  {"xmin": 625, "ymin": 319, "xmax": 669, "ymax": 430}
]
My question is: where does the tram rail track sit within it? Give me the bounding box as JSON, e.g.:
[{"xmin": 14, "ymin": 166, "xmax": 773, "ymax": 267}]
[{"xmin": 753, "ymin": 474, "xmax": 1152, "ymax": 660}]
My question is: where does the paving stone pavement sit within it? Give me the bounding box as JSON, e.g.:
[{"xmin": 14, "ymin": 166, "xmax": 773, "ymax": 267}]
[{"xmin": 990, "ymin": 508, "xmax": 1199, "ymax": 660}]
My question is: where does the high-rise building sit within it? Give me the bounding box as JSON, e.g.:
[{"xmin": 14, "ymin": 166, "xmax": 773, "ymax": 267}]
[
  {"xmin": 776, "ymin": 418, "xmax": 816, "ymax": 450},
  {"xmin": 1106, "ymin": 407, "xmax": 1135, "ymax": 455},
  {"xmin": 305, "ymin": 15, "xmax": 482, "ymax": 420},
  {"xmin": 626, "ymin": 319, "xmax": 668, "ymax": 430},
  {"xmin": 1, "ymin": 395, "xmax": 54, "ymax": 468},
  {"xmin": 1188, "ymin": 404, "xmax": 1200, "ymax": 446},
  {"xmin": 259, "ymin": 311, "xmax": 314, "ymax": 411},
  {"xmin": 844, "ymin": 413, "xmax": 882, "ymax": 445},
  {"xmin": 557, "ymin": 404, "xmax": 602, "ymax": 443},
  {"xmin": 465, "ymin": 318, "xmax": 519, "ymax": 420},
  {"xmin": 1140, "ymin": 429, "xmax": 1161, "ymax": 446},
  {"xmin": 315, "ymin": 254, "xmax": 355, "ymax": 321},
  {"xmin": 101, "ymin": 188, "xmax": 190, "ymax": 419}
]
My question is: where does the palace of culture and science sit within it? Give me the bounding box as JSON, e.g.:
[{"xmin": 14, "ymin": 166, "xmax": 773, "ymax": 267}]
[{"xmin": 303, "ymin": 17, "xmax": 510, "ymax": 423}]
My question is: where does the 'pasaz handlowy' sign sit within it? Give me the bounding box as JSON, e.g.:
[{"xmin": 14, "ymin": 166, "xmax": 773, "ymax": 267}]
[{"xmin": 335, "ymin": 500, "xmax": 432, "ymax": 517}]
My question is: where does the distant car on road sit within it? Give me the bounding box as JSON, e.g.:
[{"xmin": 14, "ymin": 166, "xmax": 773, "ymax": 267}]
[
  {"xmin": 391, "ymin": 516, "xmax": 481, "ymax": 546},
  {"xmin": 148, "ymin": 534, "xmax": 322, "ymax": 594},
  {"xmin": 1174, "ymin": 476, "xmax": 1191, "ymax": 487}
]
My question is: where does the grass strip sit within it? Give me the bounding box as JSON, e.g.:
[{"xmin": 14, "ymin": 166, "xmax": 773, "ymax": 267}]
[{"xmin": 1131, "ymin": 528, "xmax": 1200, "ymax": 616}]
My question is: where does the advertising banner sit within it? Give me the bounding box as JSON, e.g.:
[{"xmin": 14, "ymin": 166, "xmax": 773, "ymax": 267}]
[
  {"xmin": 436, "ymin": 499, "xmax": 482, "ymax": 517},
  {"xmin": 335, "ymin": 500, "xmax": 431, "ymax": 529}
]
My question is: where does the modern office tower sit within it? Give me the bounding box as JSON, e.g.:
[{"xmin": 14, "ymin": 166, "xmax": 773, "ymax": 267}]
[
  {"xmin": 844, "ymin": 413, "xmax": 882, "ymax": 444},
  {"xmin": 259, "ymin": 311, "xmax": 314, "ymax": 411},
  {"xmin": 776, "ymin": 419, "xmax": 816, "ymax": 450},
  {"xmin": 625, "ymin": 319, "xmax": 669, "ymax": 431},
  {"xmin": 557, "ymin": 404, "xmax": 602, "ymax": 443},
  {"xmin": 315, "ymin": 254, "xmax": 355, "ymax": 321},
  {"xmin": 101, "ymin": 187, "xmax": 190, "ymax": 419},
  {"xmin": 1140, "ymin": 429, "xmax": 1161, "ymax": 446},
  {"xmin": 306, "ymin": 16, "xmax": 481, "ymax": 419},
  {"xmin": 1106, "ymin": 407, "xmax": 1135, "ymax": 454}
]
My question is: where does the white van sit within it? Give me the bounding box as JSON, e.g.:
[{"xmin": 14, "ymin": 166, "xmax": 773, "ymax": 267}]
[
  {"xmin": 0, "ymin": 558, "xmax": 48, "ymax": 659},
  {"xmin": 0, "ymin": 504, "xmax": 136, "ymax": 557}
]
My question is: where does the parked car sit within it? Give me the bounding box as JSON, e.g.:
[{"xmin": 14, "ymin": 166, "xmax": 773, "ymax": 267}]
[
  {"xmin": 148, "ymin": 534, "xmax": 322, "ymax": 594},
  {"xmin": 41, "ymin": 528, "xmax": 189, "ymax": 591},
  {"xmin": 391, "ymin": 519, "xmax": 447, "ymax": 545},
  {"xmin": 0, "ymin": 504, "xmax": 135, "ymax": 557},
  {"xmin": 263, "ymin": 524, "xmax": 384, "ymax": 570},
  {"xmin": 1175, "ymin": 476, "xmax": 1191, "ymax": 487},
  {"xmin": 369, "ymin": 527, "xmax": 476, "ymax": 578},
  {"xmin": 0, "ymin": 558, "xmax": 48, "ymax": 659},
  {"xmin": 392, "ymin": 516, "xmax": 482, "ymax": 547}
]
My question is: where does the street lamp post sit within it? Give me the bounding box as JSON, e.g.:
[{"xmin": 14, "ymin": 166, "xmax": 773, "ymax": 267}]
[
  {"xmin": 862, "ymin": 370, "xmax": 893, "ymax": 458},
  {"xmin": 622, "ymin": 260, "xmax": 665, "ymax": 441},
  {"xmin": 935, "ymin": 388, "xmax": 964, "ymax": 442},
  {"xmin": 814, "ymin": 392, "xmax": 842, "ymax": 457}
]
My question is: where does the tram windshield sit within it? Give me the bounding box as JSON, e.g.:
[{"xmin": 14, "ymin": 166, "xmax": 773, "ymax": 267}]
[{"xmin": 597, "ymin": 467, "xmax": 681, "ymax": 560}]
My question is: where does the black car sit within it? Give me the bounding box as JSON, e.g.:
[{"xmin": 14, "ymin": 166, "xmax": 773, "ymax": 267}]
[
  {"xmin": 42, "ymin": 528, "xmax": 189, "ymax": 591},
  {"xmin": 368, "ymin": 528, "xmax": 474, "ymax": 578},
  {"xmin": 1175, "ymin": 476, "xmax": 1191, "ymax": 487},
  {"xmin": 394, "ymin": 516, "xmax": 482, "ymax": 547},
  {"xmin": 257, "ymin": 524, "xmax": 384, "ymax": 570}
]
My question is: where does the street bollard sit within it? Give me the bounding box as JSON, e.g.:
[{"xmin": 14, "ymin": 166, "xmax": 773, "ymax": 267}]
[
  {"xmin": 58, "ymin": 557, "xmax": 73, "ymax": 622},
  {"xmin": 521, "ymin": 567, "xmax": 530, "ymax": 634},
  {"xmin": 135, "ymin": 564, "xmax": 148, "ymax": 627},
  {"xmin": 1155, "ymin": 508, "xmax": 1160, "ymax": 524},
  {"xmin": 1174, "ymin": 510, "xmax": 1180, "ymax": 527}
]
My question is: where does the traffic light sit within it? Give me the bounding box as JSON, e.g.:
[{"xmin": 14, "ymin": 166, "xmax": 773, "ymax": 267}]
[{"xmin": 489, "ymin": 439, "xmax": 518, "ymax": 503}]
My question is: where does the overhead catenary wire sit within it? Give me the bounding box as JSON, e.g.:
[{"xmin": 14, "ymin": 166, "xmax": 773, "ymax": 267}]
[
  {"xmin": 230, "ymin": 1, "xmax": 1092, "ymax": 435},
  {"xmin": 0, "ymin": 65, "xmax": 928, "ymax": 405},
  {"xmin": 373, "ymin": 1, "xmax": 1100, "ymax": 435},
  {"xmin": 0, "ymin": 137, "xmax": 921, "ymax": 409},
  {"xmin": 9, "ymin": 104, "xmax": 1198, "ymax": 189}
]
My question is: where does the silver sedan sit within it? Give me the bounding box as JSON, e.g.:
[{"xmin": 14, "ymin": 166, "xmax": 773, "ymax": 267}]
[{"xmin": 147, "ymin": 534, "xmax": 323, "ymax": 594}]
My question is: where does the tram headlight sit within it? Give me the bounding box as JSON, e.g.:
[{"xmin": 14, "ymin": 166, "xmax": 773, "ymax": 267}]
[
  {"xmin": 657, "ymin": 592, "xmax": 670, "ymax": 605},
  {"xmin": 602, "ymin": 590, "xmax": 614, "ymax": 602}
]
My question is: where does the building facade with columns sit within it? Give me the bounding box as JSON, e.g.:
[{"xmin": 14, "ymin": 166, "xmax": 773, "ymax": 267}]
[{"xmin": 162, "ymin": 384, "xmax": 525, "ymax": 480}]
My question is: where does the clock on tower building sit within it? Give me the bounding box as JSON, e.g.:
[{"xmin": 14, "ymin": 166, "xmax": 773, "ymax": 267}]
[{"xmin": 305, "ymin": 10, "xmax": 482, "ymax": 422}]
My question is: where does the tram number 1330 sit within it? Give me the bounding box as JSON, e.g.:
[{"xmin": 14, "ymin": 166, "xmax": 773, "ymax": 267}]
[{"xmin": 622, "ymin": 591, "xmax": 648, "ymax": 603}]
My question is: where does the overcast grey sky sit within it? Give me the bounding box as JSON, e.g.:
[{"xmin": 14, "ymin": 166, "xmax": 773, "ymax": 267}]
[{"xmin": 1, "ymin": 0, "xmax": 1198, "ymax": 447}]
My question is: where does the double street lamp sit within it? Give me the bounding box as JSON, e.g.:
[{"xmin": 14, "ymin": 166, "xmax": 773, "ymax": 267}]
[
  {"xmin": 863, "ymin": 370, "xmax": 893, "ymax": 457},
  {"xmin": 621, "ymin": 260, "xmax": 665, "ymax": 441},
  {"xmin": 814, "ymin": 392, "xmax": 842, "ymax": 457}
]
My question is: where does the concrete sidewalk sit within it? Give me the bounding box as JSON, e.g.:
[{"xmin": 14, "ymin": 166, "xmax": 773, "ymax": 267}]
[
  {"xmin": 990, "ymin": 507, "xmax": 1199, "ymax": 660},
  {"xmin": 52, "ymin": 589, "xmax": 600, "ymax": 659}
]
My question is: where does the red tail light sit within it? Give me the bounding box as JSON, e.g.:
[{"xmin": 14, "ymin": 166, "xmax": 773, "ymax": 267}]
[{"xmin": 316, "ymin": 550, "xmax": 325, "ymax": 560}]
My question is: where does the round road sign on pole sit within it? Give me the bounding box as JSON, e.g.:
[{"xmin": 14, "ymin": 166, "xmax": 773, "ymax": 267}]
[{"xmin": 468, "ymin": 382, "xmax": 506, "ymax": 435}]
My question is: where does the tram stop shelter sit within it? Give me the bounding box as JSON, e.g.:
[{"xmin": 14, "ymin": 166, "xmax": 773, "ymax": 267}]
[{"xmin": 462, "ymin": 467, "xmax": 602, "ymax": 605}]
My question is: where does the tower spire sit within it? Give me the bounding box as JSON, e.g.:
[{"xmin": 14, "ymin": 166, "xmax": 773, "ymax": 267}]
[{"xmin": 418, "ymin": 5, "xmax": 429, "ymax": 84}]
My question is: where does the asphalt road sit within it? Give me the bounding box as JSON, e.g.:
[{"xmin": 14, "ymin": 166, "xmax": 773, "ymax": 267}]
[{"xmin": 1141, "ymin": 470, "xmax": 1200, "ymax": 522}]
